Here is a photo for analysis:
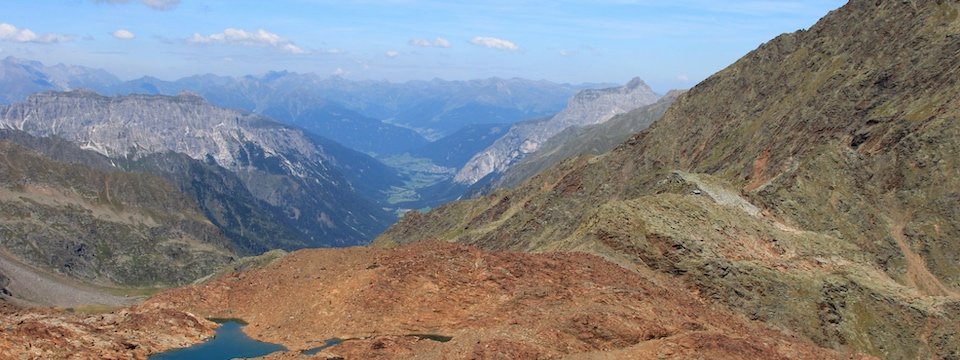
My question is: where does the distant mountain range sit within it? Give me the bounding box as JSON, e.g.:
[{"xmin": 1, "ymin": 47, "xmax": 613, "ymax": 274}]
[
  {"xmin": 0, "ymin": 57, "xmax": 120, "ymax": 104},
  {"xmin": 0, "ymin": 56, "xmax": 599, "ymax": 156}
]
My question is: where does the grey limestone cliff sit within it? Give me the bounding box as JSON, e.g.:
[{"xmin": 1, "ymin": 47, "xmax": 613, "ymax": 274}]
[{"xmin": 454, "ymin": 78, "xmax": 659, "ymax": 184}]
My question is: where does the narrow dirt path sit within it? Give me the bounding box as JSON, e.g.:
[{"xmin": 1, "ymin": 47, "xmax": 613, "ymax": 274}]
[{"xmin": 888, "ymin": 218, "xmax": 959, "ymax": 298}]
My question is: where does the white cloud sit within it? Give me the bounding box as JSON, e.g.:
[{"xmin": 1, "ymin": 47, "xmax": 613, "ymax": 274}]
[
  {"xmin": 0, "ymin": 22, "xmax": 69, "ymax": 43},
  {"xmin": 94, "ymin": 0, "xmax": 179, "ymax": 10},
  {"xmin": 677, "ymin": 75, "xmax": 690, "ymax": 82},
  {"xmin": 282, "ymin": 43, "xmax": 305, "ymax": 54},
  {"xmin": 332, "ymin": 67, "xmax": 346, "ymax": 76},
  {"xmin": 559, "ymin": 49, "xmax": 575, "ymax": 57},
  {"xmin": 469, "ymin": 36, "xmax": 519, "ymax": 51},
  {"xmin": 385, "ymin": 50, "xmax": 399, "ymax": 58},
  {"xmin": 408, "ymin": 37, "xmax": 450, "ymax": 48},
  {"xmin": 187, "ymin": 28, "xmax": 307, "ymax": 54},
  {"xmin": 112, "ymin": 29, "xmax": 135, "ymax": 40}
]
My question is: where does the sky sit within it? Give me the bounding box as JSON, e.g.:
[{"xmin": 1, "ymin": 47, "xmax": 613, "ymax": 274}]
[{"xmin": 1, "ymin": 0, "xmax": 845, "ymax": 92}]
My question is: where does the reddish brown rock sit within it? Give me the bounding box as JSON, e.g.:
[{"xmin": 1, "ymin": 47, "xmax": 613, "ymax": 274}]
[
  {"xmin": 0, "ymin": 301, "xmax": 215, "ymax": 360},
  {"xmin": 148, "ymin": 242, "xmax": 859, "ymax": 359}
]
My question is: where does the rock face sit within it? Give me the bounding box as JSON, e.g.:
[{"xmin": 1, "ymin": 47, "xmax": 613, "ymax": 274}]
[
  {"xmin": 0, "ymin": 91, "xmax": 396, "ymax": 247},
  {"xmin": 147, "ymin": 242, "xmax": 849, "ymax": 359},
  {"xmin": 0, "ymin": 91, "xmax": 318, "ymax": 169},
  {"xmin": 454, "ymin": 78, "xmax": 659, "ymax": 185},
  {"xmin": 377, "ymin": 1, "xmax": 960, "ymax": 358}
]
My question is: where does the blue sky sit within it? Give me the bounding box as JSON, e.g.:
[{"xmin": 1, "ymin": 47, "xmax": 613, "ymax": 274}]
[{"xmin": 1, "ymin": 0, "xmax": 844, "ymax": 92}]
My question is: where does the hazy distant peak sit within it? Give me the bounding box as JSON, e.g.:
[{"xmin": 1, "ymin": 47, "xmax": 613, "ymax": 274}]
[
  {"xmin": 454, "ymin": 77, "xmax": 660, "ymax": 184},
  {"xmin": 625, "ymin": 77, "xmax": 648, "ymax": 90}
]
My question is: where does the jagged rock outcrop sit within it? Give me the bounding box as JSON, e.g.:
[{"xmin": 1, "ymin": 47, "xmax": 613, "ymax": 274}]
[
  {"xmin": 0, "ymin": 91, "xmax": 396, "ymax": 247},
  {"xmin": 454, "ymin": 78, "xmax": 659, "ymax": 184},
  {"xmin": 378, "ymin": 1, "xmax": 960, "ymax": 358}
]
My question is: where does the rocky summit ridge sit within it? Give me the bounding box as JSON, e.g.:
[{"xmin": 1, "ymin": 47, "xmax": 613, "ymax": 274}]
[
  {"xmin": 0, "ymin": 91, "xmax": 321, "ymax": 172},
  {"xmin": 454, "ymin": 77, "xmax": 659, "ymax": 185},
  {"xmin": 378, "ymin": 0, "xmax": 960, "ymax": 358}
]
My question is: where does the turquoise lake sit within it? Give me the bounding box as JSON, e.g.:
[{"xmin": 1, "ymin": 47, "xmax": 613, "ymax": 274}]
[{"xmin": 148, "ymin": 319, "xmax": 286, "ymax": 360}]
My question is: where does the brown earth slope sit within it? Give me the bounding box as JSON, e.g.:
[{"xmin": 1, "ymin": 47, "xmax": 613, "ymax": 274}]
[
  {"xmin": 376, "ymin": 0, "xmax": 960, "ymax": 358},
  {"xmin": 149, "ymin": 241, "xmax": 853, "ymax": 359}
]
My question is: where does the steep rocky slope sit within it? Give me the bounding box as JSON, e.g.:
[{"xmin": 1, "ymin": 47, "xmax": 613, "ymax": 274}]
[
  {"xmin": 455, "ymin": 78, "xmax": 659, "ymax": 185},
  {"xmin": 0, "ymin": 91, "xmax": 397, "ymax": 247},
  {"xmin": 0, "ymin": 129, "xmax": 309, "ymax": 255},
  {"xmin": 147, "ymin": 242, "xmax": 849, "ymax": 359},
  {"xmin": 0, "ymin": 140, "xmax": 234, "ymax": 287},
  {"xmin": 377, "ymin": 1, "xmax": 960, "ymax": 358}
]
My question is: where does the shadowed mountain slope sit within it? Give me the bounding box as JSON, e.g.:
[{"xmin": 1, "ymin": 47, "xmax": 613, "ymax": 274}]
[{"xmin": 0, "ymin": 139, "xmax": 234, "ymax": 287}]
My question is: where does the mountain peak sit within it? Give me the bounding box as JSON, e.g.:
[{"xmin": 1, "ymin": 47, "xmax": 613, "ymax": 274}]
[
  {"xmin": 624, "ymin": 76, "xmax": 648, "ymax": 90},
  {"xmin": 454, "ymin": 78, "xmax": 660, "ymax": 184}
]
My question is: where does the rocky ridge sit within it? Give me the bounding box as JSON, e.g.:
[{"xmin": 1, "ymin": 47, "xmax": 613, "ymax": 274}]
[{"xmin": 454, "ymin": 78, "xmax": 659, "ymax": 185}]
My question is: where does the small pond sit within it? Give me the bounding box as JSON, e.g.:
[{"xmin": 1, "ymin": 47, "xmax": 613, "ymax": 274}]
[{"xmin": 148, "ymin": 319, "xmax": 286, "ymax": 360}]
